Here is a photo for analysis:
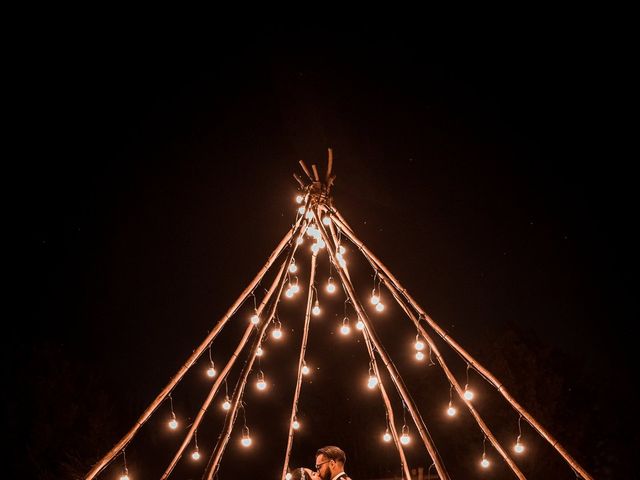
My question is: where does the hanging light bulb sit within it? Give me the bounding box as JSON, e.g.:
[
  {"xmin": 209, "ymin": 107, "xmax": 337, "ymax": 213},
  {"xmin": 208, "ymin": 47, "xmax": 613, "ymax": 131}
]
[
  {"xmin": 302, "ymin": 363, "xmax": 310, "ymax": 375},
  {"xmin": 447, "ymin": 403, "xmax": 457, "ymax": 417},
  {"xmin": 356, "ymin": 320, "xmax": 365, "ymax": 330},
  {"xmin": 289, "ymin": 260, "xmax": 298, "ymax": 273},
  {"xmin": 256, "ymin": 346, "xmax": 264, "ymax": 357},
  {"xmin": 311, "ymin": 243, "xmax": 320, "ymax": 254},
  {"xmin": 119, "ymin": 469, "xmax": 130, "ymax": 480},
  {"xmin": 375, "ymin": 302, "xmax": 385, "ymax": 312},
  {"xmin": 400, "ymin": 425, "xmax": 410, "ymax": 445},
  {"xmin": 305, "ymin": 210, "xmax": 313, "ymax": 220},
  {"xmin": 207, "ymin": 362, "xmax": 217, "ymax": 377},
  {"xmin": 415, "ymin": 351, "xmax": 425, "ymax": 361},
  {"xmin": 326, "ymin": 277, "xmax": 336, "ymax": 293},
  {"xmin": 298, "ymin": 206, "xmax": 306, "ymax": 215},
  {"xmin": 272, "ymin": 325, "xmax": 283, "ymax": 340},
  {"xmin": 241, "ymin": 426, "xmax": 252, "ymax": 447},
  {"xmin": 286, "ymin": 473, "xmax": 292, "ymax": 480},
  {"xmin": 480, "ymin": 454, "xmax": 490, "ymax": 468},
  {"xmin": 383, "ymin": 429, "xmax": 392, "ymax": 442},
  {"xmin": 338, "ymin": 245, "xmax": 346, "ymax": 255},
  {"xmin": 292, "ymin": 417, "xmax": 300, "ymax": 430},
  {"xmin": 322, "ymin": 216, "xmax": 331, "ymax": 225},
  {"xmin": 336, "ymin": 253, "xmax": 346, "ymax": 268},
  {"xmin": 312, "ymin": 300, "xmax": 321, "ymax": 316},
  {"xmin": 222, "ymin": 397, "xmax": 231, "ymax": 411},
  {"xmin": 295, "ymin": 194, "xmax": 304, "ymax": 204},
  {"xmin": 414, "ymin": 338, "xmax": 425, "ymax": 351},
  {"xmin": 370, "ymin": 290, "xmax": 380, "ymax": 305},
  {"xmin": 307, "ymin": 225, "xmax": 318, "ymax": 237},
  {"xmin": 256, "ymin": 372, "xmax": 267, "ymax": 391},
  {"xmin": 292, "ymin": 282, "xmax": 300, "ymax": 293},
  {"xmin": 464, "ymin": 386, "xmax": 474, "ymax": 401},
  {"xmin": 191, "ymin": 449, "xmax": 200, "ymax": 460},
  {"xmin": 296, "ymin": 236, "xmax": 304, "ymax": 245},
  {"xmin": 168, "ymin": 413, "xmax": 178, "ymax": 430},
  {"xmin": 514, "ymin": 436, "xmax": 525, "ymax": 453},
  {"xmin": 367, "ymin": 375, "xmax": 379, "ymax": 389},
  {"xmin": 317, "ymin": 239, "xmax": 326, "ymax": 249},
  {"xmin": 250, "ymin": 312, "xmax": 260, "ymax": 325},
  {"xmin": 285, "ymin": 287, "xmax": 294, "ymax": 298},
  {"xmin": 340, "ymin": 318, "xmax": 351, "ymax": 335}
]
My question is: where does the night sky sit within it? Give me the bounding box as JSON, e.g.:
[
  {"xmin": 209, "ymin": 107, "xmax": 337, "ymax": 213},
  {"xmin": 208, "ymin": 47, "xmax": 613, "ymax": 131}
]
[{"xmin": 10, "ymin": 29, "xmax": 635, "ymax": 479}]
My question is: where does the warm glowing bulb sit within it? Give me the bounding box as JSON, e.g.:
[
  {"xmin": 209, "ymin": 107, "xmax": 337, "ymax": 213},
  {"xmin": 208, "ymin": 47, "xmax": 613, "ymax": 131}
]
[
  {"xmin": 296, "ymin": 236, "xmax": 304, "ymax": 245},
  {"xmin": 415, "ymin": 340, "xmax": 425, "ymax": 351},
  {"xmin": 298, "ymin": 206, "xmax": 305, "ymax": 214},
  {"xmin": 292, "ymin": 419, "xmax": 300, "ymax": 429},
  {"xmin": 481, "ymin": 458, "xmax": 490, "ymax": 468},
  {"xmin": 241, "ymin": 437, "xmax": 252, "ymax": 447},
  {"xmin": 292, "ymin": 284, "xmax": 300, "ymax": 293},
  {"xmin": 257, "ymin": 379, "xmax": 267, "ymax": 390},
  {"xmin": 295, "ymin": 195, "xmax": 303, "ymax": 204},
  {"xmin": 302, "ymin": 365, "xmax": 310, "ymax": 375},
  {"xmin": 289, "ymin": 263, "xmax": 298, "ymax": 273},
  {"xmin": 317, "ymin": 239, "xmax": 326, "ymax": 249},
  {"xmin": 250, "ymin": 314, "xmax": 260, "ymax": 325},
  {"xmin": 322, "ymin": 216, "xmax": 331, "ymax": 225},
  {"xmin": 307, "ymin": 225, "xmax": 319, "ymax": 238},
  {"xmin": 191, "ymin": 450, "xmax": 200, "ymax": 460},
  {"xmin": 222, "ymin": 398, "xmax": 231, "ymax": 410},
  {"xmin": 286, "ymin": 474, "xmax": 292, "ymax": 480},
  {"xmin": 356, "ymin": 320, "xmax": 364, "ymax": 330},
  {"xmin": 311, "ymin": 243, "xmax": 320, "ymax": 254},
  {"xmin": 207, "ymin": 366, "xmax": 217, "ymax": 377},
  {"xmin": 256, "ymin": 346, "xmax": 263, "ymax": 357},
  {"xmin": 415, "ymin": 351, "xmax": 425, "ymax": 361},
  {"xmin": 326, "ymin": 281, "xmax": 336, "ymax": 293},
  {"xmin": 514, "ymin": 442, "xmax": 525, "ymax": 454},
  {"xmin": 367, "ymin": 375, "xmax": 378, "ymax": 389},
  {"xmin": 285, "ymin": 288, "xmax": 294, "ymax": 298},
  {"xmin": 312, "ymin": 302, "xmax": 321, "ymax": 316},
  {"xmin": 338, "ymin": 245, "xmax": 346, "ymax": 255},
  {"xmin": 169, "ymin": 418, "xmax": 178, "ymax": 430},
  {"xmin": 383, "ymin": 431, "xmax": 392, "ymax": 442},
  {"xmin": 464, "ymin": 389, "xmax": 474, "ymax": 401},
  {"xmin": 375, "ymin": 302, "xmax": 385, "ymax": 312},
  {"xmin": 341, "ymin": 324, "xmax": 351, "ymax": 335},
  {"xmin": 120, "ymin": 475, "xmax": 130, "ymax": 480},
  {"xmin": 400, "ymin": 433, "xmax": 410, "ymax": 445},
  {"xmin": 370, "ymin": 294, "xmax": 380, "ymax": 305},
  {"xmin": 447, "ymin": 406, "xmax": 457, "ymax": 417},
  {"xmin": 272, "ymin": 328, "xmax": 282, "ymax": 339},
  {"xmin": 305, "ymin": 211, "xmax": 313, "ymax": 219}
]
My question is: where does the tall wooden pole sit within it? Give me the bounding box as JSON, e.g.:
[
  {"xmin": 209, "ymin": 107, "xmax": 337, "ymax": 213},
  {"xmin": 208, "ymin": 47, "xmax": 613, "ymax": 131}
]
[
  {"xmin": 204, "ymin": 219, "xmax": 306, "ymax": 480},
  {"xmin": 85, "ymin": 221, "xmax": 302, "ymax": 480},
  {"xmin": 329, "ymin": 209, "xmax": 593, "ymax": 480},
  {"xmin": 314, "ymin": 208, "xmax": 451, "ymax": 480},
  {"xmin": 161, "ymin": 260, "xmax": 288, "ymax": 479},
  {"xmin": 281, "ymin": 251, "xmax": 318, "ymax": 480}
]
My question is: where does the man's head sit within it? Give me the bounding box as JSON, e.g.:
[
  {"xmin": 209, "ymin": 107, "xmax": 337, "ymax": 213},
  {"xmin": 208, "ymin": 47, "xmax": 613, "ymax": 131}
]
[{"xmin": 315, "ymin": 446, "xmax": 346, "ymax": 480}]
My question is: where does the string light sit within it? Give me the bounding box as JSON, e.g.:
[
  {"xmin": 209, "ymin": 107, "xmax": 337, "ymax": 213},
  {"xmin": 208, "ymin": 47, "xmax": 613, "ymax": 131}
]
[
  {"xmin": 367, "ymin": 365, "xmax": 378, "ymax": 389},
  {"xmin": 222, "ymin": 397, "xmax": 231, "ymax": 411},
  {"xmin": 326, "ymin": 277, "xmax": 336, "ymax": 293},
  {"xmin": 338, "ymin": 245, "xmax": 346, "ymax": 255},
  {"xmin": 400, "ymin": 425, "xmax": 410, "ymax": 445},
  {"xmin": 415, "ymin": 351, "xmax": 425, "ymax": 361},
  {"xmin": 340, "ymin": 317, "xmax": 351, "ymax": 335},
  {"xmin": 119, "ymin": 451, "xmax": 129, "ymax": 480},
  {"xmin": 514, "ymin": 415, "xmax": 525, "ymax": 454},
  {"xmin": 256, "ymin": 371, "xmax": 267, "ymax": 391},
  {"xmin": 298, "ymin": 206, "xmax": 306, "ymax": 215},
  {"xmin": 292, "ymin": 417, "xmax": 300, "ymax": 430},
  {"xmin": 256, "ymin": 346, "xmax": 264, "ymax": 357},
  {"xmin": 285, "ymin": 287, "xmax": 294, "ymax": 298},
  {"xmin": 302, "ymin": 362, "xmax": 310, "ymax": 375},
  {"xmin": 312, "ymin": 299, "xmax": 321, "ymax": 316},
  {"xmin": 370, "ymin": 290, "xmax": 380, "ymax": 305},
  {"xmin": 447, "ymin": 385, "xmax": 457, "ymax": 416},
  {"xmin": 291, "ymin": 279, "xmax": 300, "ymax": 293},
  {"xmin": 250, "ymin": 311, "xmax": 260, "ymax": 325},
  {"xmin": 296, "ymin": 236, "xmax": 304, "ymax": 245},
  {"xmin": 295, "ymin": 195, "xmax": 303, "ymax": 204},
  {"xmin": 191, "ymin": 431, "xmax": 200, "ymax": 460},
  {"xmin": 305, "ymin": 210, "xmax": 313, "ymax": 220},
  {"xmin": 289, "ymin": 259, "xmax": 298, "ymax": 273},
  {"xmin": 356, "ymin": 320, "xmax": 365, "ymax": 330},
  {"xmin": 271, "ymin": 321, "xmax": 283, "ymax": 340},
  {"xmin": 311, "ymin": 243, "xmax": 320, "ymax": 254},
  {"xmin": 414, "ymin": 336, "xmax": 425, "ymax": 351},
  {"xmin": 207, "ymin": 344, "xmax": 216, "ymax": 377},
  {"xmin": 322, "ymin": 216, "xmax": 331, "ymax": 225},
  {"xmin": 480, "ymin": 436, "xmax": 490, "ymax": 468},
  {"xmin": 168, "ymin": 395, "xmax": 178, "ymax": 429},
  {"xmin": 241, "ymin": 425, "xmax": 252, "ymax": 447},
  {"xmin": 286, "ymin": 473, "xmax": 292, "ymax": 480},
  {"xmin": 463, "ymin": 364, "xmax": 474, "ymax": 400},
  {"xmin": 375, "ymin": 302, "xmax": 385, "ymax": 312},
  {"xmin": 383, "ymin": 429, "xmax": 392, "ymax": 442}
]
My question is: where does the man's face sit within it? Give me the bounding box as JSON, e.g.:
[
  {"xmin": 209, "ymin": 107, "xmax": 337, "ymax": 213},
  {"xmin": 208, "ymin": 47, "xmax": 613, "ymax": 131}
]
[{"xmin": 315, "ymin": 454, "xmax": 333, "ymax": 480}]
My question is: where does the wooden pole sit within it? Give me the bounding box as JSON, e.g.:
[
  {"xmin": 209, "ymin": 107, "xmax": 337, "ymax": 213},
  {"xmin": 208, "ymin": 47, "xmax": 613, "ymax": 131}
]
[
  {"xmin": 311, "ymin": 164, "xmax": 320, "ymax": 181},
  {"xmin": 329, "ymin": 209, "xmax": 593, "ymax": 480},
  {"xmin": 381, "ymin": 272, "xmax": 526, "ymax": 479},
  {"xmin": 281, "ymin": 251, "xmax": 318, "ymax": 480},
  {"xmin": 326, "ymin": 148, "xmax": 333, "ymax": 181},
  {"xmin": 298, "ymin": 160, "xmax": 313, "ymax": 180},
  {"xmin": 326, "ymin": 220, "xmax": 411, "ymax": 480},
  {"xmin": 314, "ymin": 208, "xmax": 450, "ymax": 480},
  {"xmin": 161, "ymin": 260, "xmax": 288, "ymax": 479},
  {"xmin": 204, "ymin": 219, "xmax": 305, "ymax": 480},
  {"xmin": 85, "ymin": 220, "xmax": 302, "ymax": 480}
]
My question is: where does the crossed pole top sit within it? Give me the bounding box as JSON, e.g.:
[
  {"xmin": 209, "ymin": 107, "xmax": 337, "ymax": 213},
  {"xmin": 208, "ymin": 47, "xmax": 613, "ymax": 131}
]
[{"xmin": 294, "ymin": 148, "xmax": 335, "ymax": 207}]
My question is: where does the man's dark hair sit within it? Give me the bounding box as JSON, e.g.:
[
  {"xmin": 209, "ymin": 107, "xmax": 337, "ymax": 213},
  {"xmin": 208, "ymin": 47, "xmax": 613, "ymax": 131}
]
[{"xmin": 316, "ymin": 445, "xmax": 346, "ymax": 464}]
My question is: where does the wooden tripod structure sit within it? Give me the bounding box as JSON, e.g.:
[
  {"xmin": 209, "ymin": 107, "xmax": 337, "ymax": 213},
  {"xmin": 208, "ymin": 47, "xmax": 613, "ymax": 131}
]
[{"xmin": 85, "ymin": 151, "xmax": 593, "ymax": 480}]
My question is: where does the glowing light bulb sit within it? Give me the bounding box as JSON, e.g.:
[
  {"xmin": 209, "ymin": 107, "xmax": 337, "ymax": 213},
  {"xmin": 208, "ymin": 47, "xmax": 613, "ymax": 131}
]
[
  {"xmin": 298, "ymin": 206, "xmax": 305, "ymax": 214},
  {"xmin": 415, "ymin": 340, "xmax": 425, "ymax": 351},
  {"xmin": 356, "ymin": 320, "xmax": 365, "ymax": 330},
  {"xmin": 286, "ymin": 474, "xmax": 292, "ymax": 480},
  {"xmin": 370, "ymin": 293, "xmax": 380, "ymax": 305},
  {"xmin": 464, "ymin": 389, "xmax": 474, "ymax": 401},
  {"xmin": 415, "ymin": 351, "xmax": 425, "ymax": 361},
  {"xmin": 272, "ymin": 327, "xmax": 282, "ymax": 340},
  {"xmin": 289, "ymin": 262, "xmax": 298, "ymax": 273},
  {"xmin": 481, "ymin": 457, "xmax": 490, "ymax": 468},
  {"xmin": 222, "ymin": 398, "xmax": 231, "ymax": 410},
  {"xmin": 302, "ymin": 364, "xmax": 310, "ymax": 375},
  {"xmin": 256, "ymin": 346, "xmax": 263, "ymax": 357},
  {"xmin": 317, "ymin": 239, "xmax": 326, "ymax": 249},
  {"xmin": 305, "ymin": 211, "xmax": 313, "ymax": 219},
  {"xmin": 207, "ymin": 365, "xmax": 217, "ymax": 377},
  {"xmin": 400, "ymin": 433, "xmax": 410, "ymax": 445},
  {"xmin": 375, "ymin": 302, "xmax": 385, "ymax": 312},
  {"xmin": 307, "ymin": 225, "xmax": 319, "ymax": 237},
  {"xmin": 292, "ymin": 419, "xmax": 300, "ymax": 429},
  {"xmin": 296, "ymin": 236, "xmax": 304, "ymax": 245},
  {"xmin": 326, "ymin": 279, "xmax": 336, "ymax": 293},
  {"xmin": 169, "ymin": 417, "xmax": 178, "ymax": 430},
  {"xmin": 256, "ymin": 376, "xmax": 267, "ymax": 390},
  {"xmin": 241, "ymin": 437, "xmax": 252, "ymax": 447},
  {"xmin": 292, "ymin": 284, "xmax": 300, "ymax": 293},
  {"xmin": 285, "ymin": 288, "xmax": 294, "ymax": 298},
  {"xmin": 338, "ymin": 245, "xmax": 346, "ymax": 255},
  {"xmin": 191, "ymin": 450, "xmax": 200, "ymax": 460},
  {"xmin": 447, "ymin": 405, "xmax": 457, "ymax": 417},
  {"xmin": 514, "ymin": 442, "xmax": 525, "ymax": 454},
  {"xmin": 120, "ymin": 474, "xmax": 130, "ymax": 480},
  {"xmin": 322, "ymin": 216, "xmax": 331, "ymax": 225},
  {"xmin": 250, "ymin": 313, "xmax": 260, "ymax": 325},
  {"xmin": 312, "ymin": 301, "xmax": 321, "ymax": 316},
  {"xmin": 295, "ymin": 195, "xmax": 303, "ymax": 204},
  {"xmin": 340, "ymin": 324, "xmax": 351, "ymax": 335},
  {"xmin": 311, "ymin": 243, "xmax": 320, "ymax": 254},
  {"xmin": 383, "ymin": 430, "xmax": 392, "ymax": 442},
  {"xmin": 367, "ymin": 375, "xmax": 378, "ymax": 389}
]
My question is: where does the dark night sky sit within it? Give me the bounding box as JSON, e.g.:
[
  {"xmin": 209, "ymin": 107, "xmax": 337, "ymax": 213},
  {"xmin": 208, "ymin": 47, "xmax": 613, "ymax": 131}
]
[{"xmin": 9, "ymin": 28, "xmax": 636, "ymax": 479}]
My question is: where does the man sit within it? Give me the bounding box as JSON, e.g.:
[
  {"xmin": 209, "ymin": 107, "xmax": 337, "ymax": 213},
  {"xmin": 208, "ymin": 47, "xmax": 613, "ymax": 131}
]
[{"xmin": 313, "ymin": 445, "xmax": 352, "ymax": 480}]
